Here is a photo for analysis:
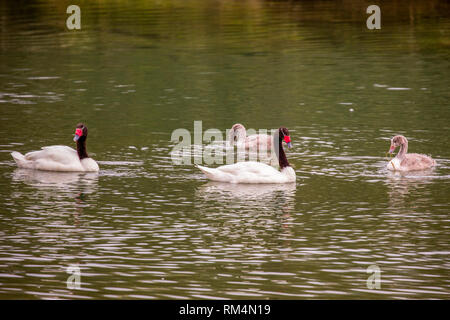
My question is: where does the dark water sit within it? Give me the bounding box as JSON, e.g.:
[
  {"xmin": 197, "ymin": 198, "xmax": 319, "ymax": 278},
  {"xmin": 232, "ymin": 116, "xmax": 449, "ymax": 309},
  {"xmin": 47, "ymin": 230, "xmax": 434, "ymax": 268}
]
[{"xmin": 0, "ymin": 0, "xmax": 449, "ymax": 299}]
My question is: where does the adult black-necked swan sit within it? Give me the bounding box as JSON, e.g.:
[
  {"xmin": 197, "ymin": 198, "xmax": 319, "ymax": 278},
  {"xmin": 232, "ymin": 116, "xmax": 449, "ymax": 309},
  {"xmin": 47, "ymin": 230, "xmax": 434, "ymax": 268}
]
[
  {"xmin": 387, "ymin": 135, "xmax": 435, "ymax": 171},
  {"xmin": 11, "ymin": 123, "xmax": 99, "ymax": 172},
  {"xmin": 197, "ymin": 127, "xmax": 296, "ymax": 184}
]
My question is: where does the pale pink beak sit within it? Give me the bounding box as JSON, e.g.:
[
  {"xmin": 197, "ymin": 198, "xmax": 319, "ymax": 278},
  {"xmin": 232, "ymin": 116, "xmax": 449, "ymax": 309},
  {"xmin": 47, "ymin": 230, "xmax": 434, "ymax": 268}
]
[{"xmin": 388, "ymin": 145, "xmax": 396, "ymax": 154}]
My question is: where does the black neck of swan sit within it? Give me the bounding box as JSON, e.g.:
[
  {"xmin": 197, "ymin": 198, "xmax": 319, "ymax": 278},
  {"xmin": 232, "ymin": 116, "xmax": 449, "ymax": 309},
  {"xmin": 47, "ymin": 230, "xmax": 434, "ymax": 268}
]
[
  {"xmin": 273, "ymin": 132, "xmax": 290, "ymax": 169},
  {"xmin": 397, "ymin": 141, "xmax": 408, "ymax": 160},
  {"xmin": 77, "ymin": 137, "xmax": 89, "ymax": 160}
]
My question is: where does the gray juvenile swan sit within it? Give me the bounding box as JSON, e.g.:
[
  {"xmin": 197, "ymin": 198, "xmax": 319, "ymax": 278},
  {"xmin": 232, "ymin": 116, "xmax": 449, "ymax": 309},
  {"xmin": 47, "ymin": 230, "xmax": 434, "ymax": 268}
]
[
  {"xmin": 387, "ymin": 135, "xmax": 435, "ymax": 171},
  {"xmin": 228, "ymin": 123, "xmax": 273, "ymax": 150},
  {"xmin": 228, "ymin": 123, "xmax": 277, "ymax": 166}
]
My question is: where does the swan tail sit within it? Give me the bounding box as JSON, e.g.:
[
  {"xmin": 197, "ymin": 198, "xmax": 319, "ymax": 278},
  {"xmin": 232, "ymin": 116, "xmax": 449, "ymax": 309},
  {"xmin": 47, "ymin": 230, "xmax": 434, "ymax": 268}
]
[
  {"xmin": 196, "ymin": 164, "xmax": 213, "ymax": 175},
  {"xmin": 196, "ymin": 164, "xmax": 219, "ymax": 180},
  {"xmin": 196, "ymin": 164, "xmax": 234, "ymax": 182},
  {"xmin": 11, "ymin": 151, "xmax": 28, "ymax": 168}
]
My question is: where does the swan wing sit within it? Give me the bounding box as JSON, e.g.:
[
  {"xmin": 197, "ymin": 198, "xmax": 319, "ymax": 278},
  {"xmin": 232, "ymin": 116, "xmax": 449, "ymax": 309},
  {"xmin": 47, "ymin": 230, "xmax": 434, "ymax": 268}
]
[
  {"xmin": 197, "ymin": 162, "xmax": 295, "ymax": 184},
  {"xmin": 16, "ymin": 145, "xmax": 84, "ymax": 171},
  {"xmin": 25, "ymin": 145, "xmax": 78, "ymax": 164},
  {"xmin": 400, "ymin": 153, "xmax": 436, "ymax": 171},
  {"xmin": 216, "ymin": 161, "xmax": 278, "ymax": 174}
]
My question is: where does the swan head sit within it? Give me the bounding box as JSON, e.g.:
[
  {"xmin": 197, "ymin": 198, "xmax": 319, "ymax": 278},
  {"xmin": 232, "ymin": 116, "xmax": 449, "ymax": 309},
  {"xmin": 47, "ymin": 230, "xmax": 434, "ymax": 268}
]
[
  {"xmin": 389, "ymin": 135, "xmax": 407, "ymax": 153},
  {"xmin": 279, "ymin": 127, "xmax": 292, "ymax": 148},
  {"xmin": 228, "ymin": 123, "xmax": 246, "ymax": 144},
  {"xmin": 231, "ymin": 123, "xmax": 245, "ymax": 131},
  {"xmin": 74, "ymin": 123, "xmax": 88, "ymax": 142}
]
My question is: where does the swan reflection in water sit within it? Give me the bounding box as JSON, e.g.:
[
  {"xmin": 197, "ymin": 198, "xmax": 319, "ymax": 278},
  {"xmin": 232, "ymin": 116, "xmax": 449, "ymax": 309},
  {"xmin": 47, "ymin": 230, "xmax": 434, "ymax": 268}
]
[
  {"xmin": 195, "ymin": 182, "xmax": 297, "ymax": 247},
  {"xmin": 11, "ymin": 169, "xmax": 99, "ymax": 225},
  {"xmin": 196, "ymin": 181, "xmax": 297, "ymax": 206},
  {"xmin": 10, "ymin": 169, "xmax": 99, "ymax": 270},
  {"xmin": 385, "ymin": 169, "xmax": 435, "ymax": 208},
  {"xmin": 12, "ymin": 168, "xmax": 99, "ymax": 194}
]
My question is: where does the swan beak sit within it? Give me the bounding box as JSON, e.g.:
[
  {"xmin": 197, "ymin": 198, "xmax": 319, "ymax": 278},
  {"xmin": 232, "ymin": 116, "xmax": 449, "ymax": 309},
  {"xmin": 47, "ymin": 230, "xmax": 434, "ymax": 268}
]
[
  {"xmin": 388, "ymin": 145, "xmax": 395, "ymax": 154},
  {"xmin": 283, "ymin": 136, "xmax": 292, "ymax": 148},
  {"xmin": 74, "ymin": 128, "xmax": 83, "ymax": 142}
]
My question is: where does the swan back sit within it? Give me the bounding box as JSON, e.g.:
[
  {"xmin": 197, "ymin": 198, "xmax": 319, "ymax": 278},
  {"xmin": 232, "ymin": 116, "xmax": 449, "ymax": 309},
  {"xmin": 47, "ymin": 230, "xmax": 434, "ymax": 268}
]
[
  {"xmin": 12, "ymin": 146, "xmax": 84, "ymax": 171},
  {"xmin": 11, "ymin": 143, "xmax": 99, "ymax": 172},
  {"xmin": 27, "ymin": 146, "xmax": 78, "ymax": 163},
  {"xmin": 390, "ymin": 153, "xmax": 436, "ymax": 171}
]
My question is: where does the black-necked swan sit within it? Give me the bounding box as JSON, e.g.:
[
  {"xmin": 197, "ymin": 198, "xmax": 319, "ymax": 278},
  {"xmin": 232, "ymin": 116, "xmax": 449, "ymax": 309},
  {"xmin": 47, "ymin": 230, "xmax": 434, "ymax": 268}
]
[
  {"xmin": 197, "ymin": 127, "xmax": 296, "ymax": 184},
  {"xmin": 11, "ymin": 123, "xmax": 99, "ymax": 172},
  {"xmin": 387, "ymin": 135, "xmax": 435, "ymax": 171}
]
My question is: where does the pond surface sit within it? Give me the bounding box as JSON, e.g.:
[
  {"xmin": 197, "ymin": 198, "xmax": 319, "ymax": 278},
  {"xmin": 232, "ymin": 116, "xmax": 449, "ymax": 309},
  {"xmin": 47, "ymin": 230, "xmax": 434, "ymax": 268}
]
[{"xmin": 0, "ymin": 0, "xmax": 449, "ymax": 299}]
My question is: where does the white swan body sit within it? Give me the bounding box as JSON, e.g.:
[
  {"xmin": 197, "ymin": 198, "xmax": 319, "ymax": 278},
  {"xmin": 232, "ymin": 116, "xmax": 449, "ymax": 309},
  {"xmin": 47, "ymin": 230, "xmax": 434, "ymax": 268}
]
[
  {"xmin": 11, "ymin": 146, "xmax": 99, "ymax": 172},
  {"xmin": 197, "ymin": 162, "xmax": 295, "ymax": 184},
  {"xmin": 387, "ymin": 135, "xmax": 435, "ymax": 172},
  {"xmin": 198, "ymin": 127, "xmax": 295, "ymax": 184},
  {"xmin": 11, "ymin": 123, "xmax": 99, "ymax": 172}
]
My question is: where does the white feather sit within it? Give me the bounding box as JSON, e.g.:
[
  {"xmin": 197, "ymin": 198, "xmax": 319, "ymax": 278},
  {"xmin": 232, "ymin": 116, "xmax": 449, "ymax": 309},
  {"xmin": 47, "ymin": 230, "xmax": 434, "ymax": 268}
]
[
  {"xmin": 197, "ymin": 161, "xmax": 296, "ymax": 184},
  {"xmin": 11, "ymin": 145, "xmax": 99, "ymax": 172},
  {"xmin": 386, "ymin": 158, "xmax": 401, "ymax": 171}
]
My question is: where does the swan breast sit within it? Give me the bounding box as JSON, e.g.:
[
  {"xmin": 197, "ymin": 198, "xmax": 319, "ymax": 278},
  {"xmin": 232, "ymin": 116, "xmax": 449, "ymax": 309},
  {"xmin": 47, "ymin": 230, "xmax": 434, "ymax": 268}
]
[{"xmin": 81, "ymin": 158, "xmax": 100, "ymax": 172}]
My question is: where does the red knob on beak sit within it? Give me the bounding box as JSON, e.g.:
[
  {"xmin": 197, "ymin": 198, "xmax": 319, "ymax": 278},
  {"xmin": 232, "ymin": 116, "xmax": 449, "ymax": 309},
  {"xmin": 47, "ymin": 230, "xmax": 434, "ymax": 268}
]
[
  {"xmin": 284, "ymin": 136, "xmax": 292, "ymax": 148},
  {"xmin": 74, "ymin": 128, "xmax": 83, "ymax": 141}
]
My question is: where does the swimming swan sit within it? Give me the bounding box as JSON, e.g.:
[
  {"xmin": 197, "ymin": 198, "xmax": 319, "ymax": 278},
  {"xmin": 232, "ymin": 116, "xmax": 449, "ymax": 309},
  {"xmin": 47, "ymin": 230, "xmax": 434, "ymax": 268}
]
[
  {"xmin": 228, "ymin": 123, "xmax": 273, "ymax": 150},
  {"xmin": 387, "ymin": 135, "xmax": 435, "ymax": 171},
  {"xmin": 197, "ymin": 127, "xmax": 296, "ymax": 184},
  {"xmin": 11, "ymin": 123, "xmax": 99, "ymax": 172},
  {"xmin": 228, "ymin": 123, "xmax": 277, "ymax": 165}
]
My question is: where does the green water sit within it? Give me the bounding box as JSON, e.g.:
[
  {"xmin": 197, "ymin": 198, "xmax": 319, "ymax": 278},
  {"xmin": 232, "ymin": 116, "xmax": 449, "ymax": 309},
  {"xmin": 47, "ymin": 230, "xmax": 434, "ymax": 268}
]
[{"xmin": 0, "ymin": 0, "xmax": 449, "ymax": 299}]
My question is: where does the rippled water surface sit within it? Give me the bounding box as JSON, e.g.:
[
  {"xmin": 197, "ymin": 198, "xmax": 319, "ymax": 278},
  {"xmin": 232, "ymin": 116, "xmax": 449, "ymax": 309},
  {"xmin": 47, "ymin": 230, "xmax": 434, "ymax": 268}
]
[{"xmin": 0, "ymin": 0, "xmax": 449, "ymax": 299}]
